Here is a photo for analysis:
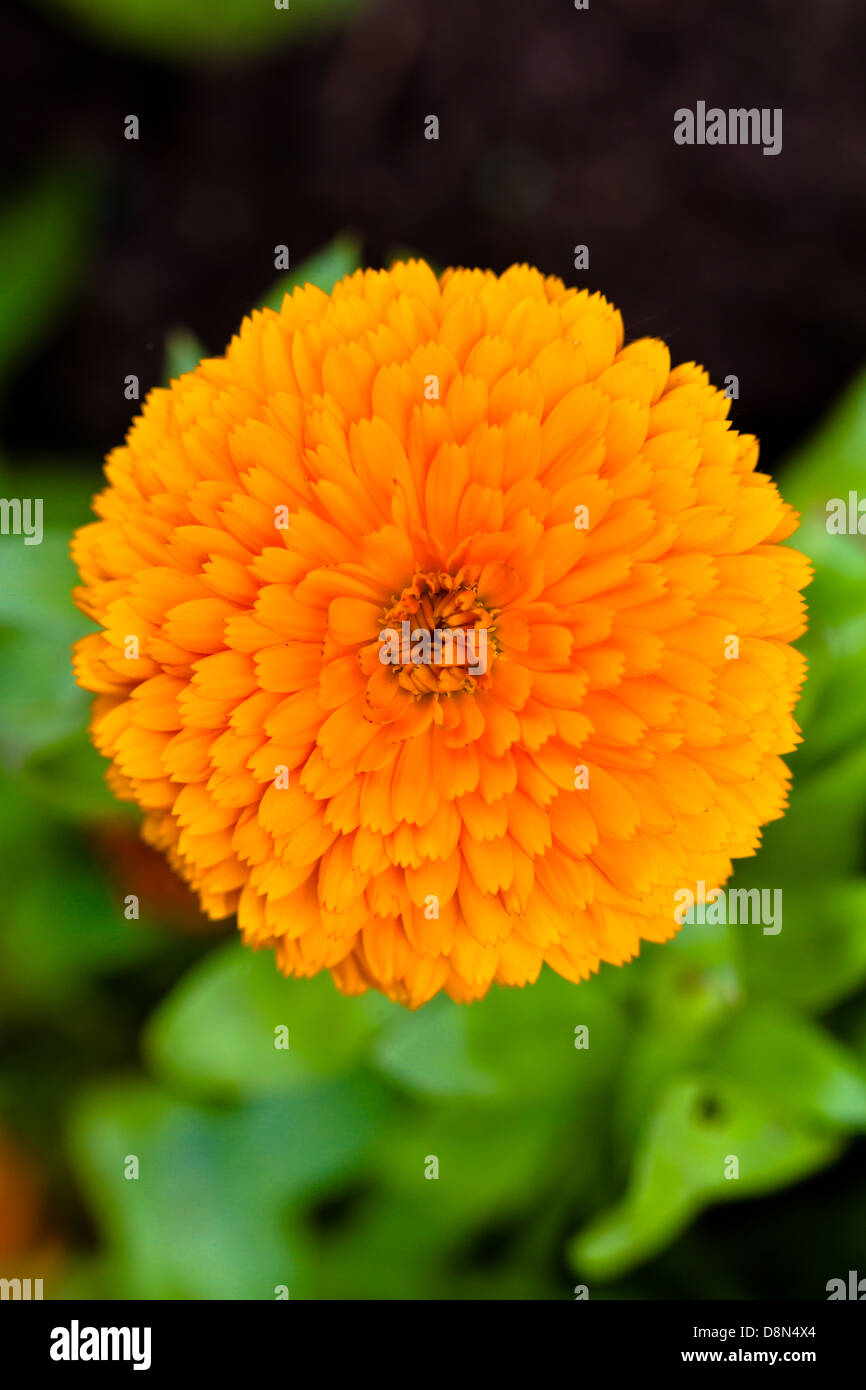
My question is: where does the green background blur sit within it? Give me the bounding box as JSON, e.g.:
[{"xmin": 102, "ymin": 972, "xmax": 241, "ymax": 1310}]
[{"xmin": 1, "ymin": 0, "xmax": 865, "ymax": 1299}]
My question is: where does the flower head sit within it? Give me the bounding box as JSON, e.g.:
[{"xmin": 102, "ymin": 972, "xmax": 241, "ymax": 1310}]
[{"xmin": 72, "ymin": 261, "xmax": 810, "ymax": 1005}]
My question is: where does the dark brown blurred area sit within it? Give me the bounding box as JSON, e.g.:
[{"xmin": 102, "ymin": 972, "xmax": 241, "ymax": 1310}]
[{"xmin": 2, "ymin": 0, "xmax": 864, "ymax": 468}]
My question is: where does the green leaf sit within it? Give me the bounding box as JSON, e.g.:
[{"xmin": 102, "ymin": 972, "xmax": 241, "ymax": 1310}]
[
  {"xmin": 609, "ymin": 922, "xmax": 743, "ymax": 1153},
  {"xmin": 781, "ymin": 366, "xmax": 866, "ymax": 514},
  {"xmin": 0, "ymin": 465, "xmax": 104, "ymax": 766},
  {"xmin": 464, "ymin": 965, "xmax": 627, "ymax": 1105},
  {"xmin": 34, "ymin": 0, "xmax": 367, "ymax": 60},
  {"xmin": 0, "ymin": 838, "xmax": 160, "ymax": 1011},
  {"xmin": 0, "ymin": 462, "xmax": 100, "ymax": 533},
  {"xmin": 786, "ymin": 518, "xmax": 866, "ymax": 765},
  {"xmin": 736, "ymin": 878, "xmax": 866, "ymax": 1012},
  {"xmin": 163, "ymin": 328, "xmax": 206, "ymax": 384},
  {"xmin": 772, "ymin": 370, "xmax": 866, "ymax": 768},
  {"xmin": 373, "ymin": 997, "xmax": 497, "ymax": 1098},
  {"xmin": 570, "ymin": 1077, "xmax": 839, "ymax": 1280},
  {"xmin": 145, "ymin": 940, "xmax": 389, "ymax": 1101},
  {"xmin": 734, "ymin": 746, "xmax": 866, "ymax": 883},
  {"xmin": 0, "ymin": 627, "xmax": 91, "ymax": 769},
  {"xmin": 0, "ymin": 529, "xmax": 81, "ymax": 634},
  {"xmin": 17, "ymin": 729, "xmax": 117, "ymax": 822},
  {"xmin": 370, "ymin": 1094, "xmax": 570, "ymax": 1233},
  {"xmin": 259, "ymin": 234, "xmax": 362, "ymax": 313},
  {"xmin": 637, "ymin": 918, "xmax": 744, "ymax": 1031},
  {"xmin": 0, "ymin": 526, "xmax": 94, "ymax": 768},
  {"xmin": 708, "ymin": 1003, "xmax": 866, "ymax": 1132},
  {"xmin": 69, "ymin": 1076, "xmax": 380, "ymax": 1298},
  {"xmin": 0, "ymin": 169, "xmax": 94, "ymax": 383}
]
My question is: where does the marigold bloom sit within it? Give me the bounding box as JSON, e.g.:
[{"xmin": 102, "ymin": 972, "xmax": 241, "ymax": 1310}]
[{"xmin": 72, "ymin": 261, "xmax": 810, "ymax": 1006}]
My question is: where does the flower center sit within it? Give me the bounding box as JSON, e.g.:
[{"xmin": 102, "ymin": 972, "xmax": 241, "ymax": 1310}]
[{"xmin": 379, "ymin": 569, "xmax": 497, "ymax": 695}]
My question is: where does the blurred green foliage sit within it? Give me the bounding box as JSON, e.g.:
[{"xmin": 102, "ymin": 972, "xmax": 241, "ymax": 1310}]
[
  {"xmin": 31, "ymin": 0, "xmax": 367, "ymax": 60},
  {"xmin": 259, "ymin": 235, "xmax": 362, "ymax": 313},
  {"xmin": 1, "ymin": 209, "xmax": 865, "ymax": 1300},
  {"xmin": 0, "ymin": 171, "xmax": 95, "ymax": 390}
]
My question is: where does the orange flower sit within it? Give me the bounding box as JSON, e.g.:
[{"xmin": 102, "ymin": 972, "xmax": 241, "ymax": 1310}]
[{"xmin": 72, "ymin": 261, "xmax": 810, "ymax": 1006}]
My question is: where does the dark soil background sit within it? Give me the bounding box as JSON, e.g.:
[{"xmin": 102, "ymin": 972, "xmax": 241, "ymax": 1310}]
[{"xmin": 2, "ymin": 0, "xmax": 865, "ymax": 468}]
